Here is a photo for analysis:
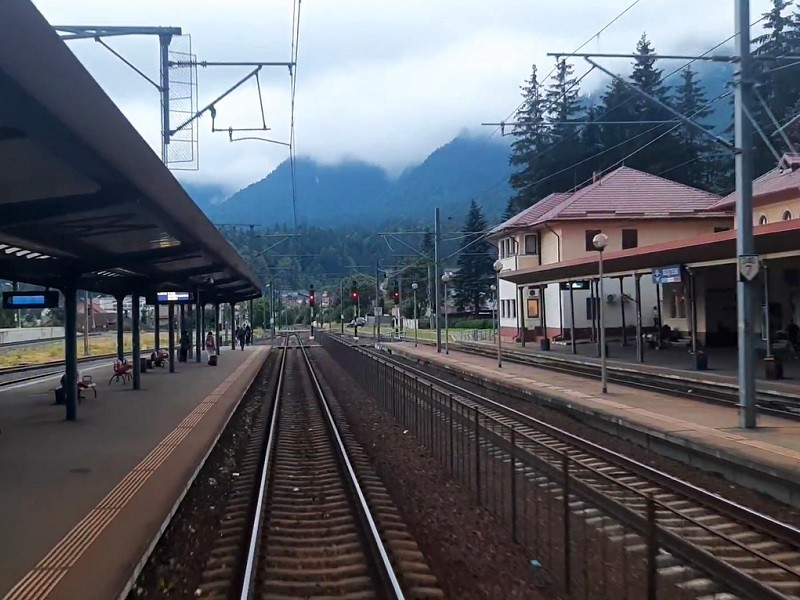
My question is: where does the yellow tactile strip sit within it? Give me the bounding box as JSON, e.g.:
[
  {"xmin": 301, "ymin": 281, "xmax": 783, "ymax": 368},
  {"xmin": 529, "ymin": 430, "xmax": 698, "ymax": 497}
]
[{"xmin": 3, "ymin": 349, "xmax": 265, "ymax": 600}]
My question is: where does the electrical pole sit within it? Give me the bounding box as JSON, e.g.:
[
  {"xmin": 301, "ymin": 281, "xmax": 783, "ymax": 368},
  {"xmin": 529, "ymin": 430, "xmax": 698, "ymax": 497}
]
[
  {"xmin": 735, "ymin": 0, "xmax": 757, "ymax": 428},
  {"xmin": 375, "ymin": 261, "xmax": 381, "ymax": 343},
  {"xmin": 83, "ymin": 290, "xmax": 89, "ymax": 356},
  {"xmin": 434, "ymin": 208, "xmax": 442, "ymax": 353}
]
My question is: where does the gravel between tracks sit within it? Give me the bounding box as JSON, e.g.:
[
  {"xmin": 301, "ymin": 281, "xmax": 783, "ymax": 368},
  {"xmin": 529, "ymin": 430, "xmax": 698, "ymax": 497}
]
[
  {"xmin": 394, "ymin": 351, "xmax": 800, "ymax": 530},
  {"xmin": 127, "ymin": 352, "xmax": 278, "ymax": 600},
  {"xmin": 309, "ymin": 347, "xmax": 562, "ymax": 600}
]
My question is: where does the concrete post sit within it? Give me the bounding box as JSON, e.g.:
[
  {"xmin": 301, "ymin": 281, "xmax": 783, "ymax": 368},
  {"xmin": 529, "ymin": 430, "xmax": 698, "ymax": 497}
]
[
  {"xmin": 635, "ymin": 274, "xmax": 644, "ymax": 363},
  {"xmin": 231, "ymin": 302, "xmax": 237, "ymax": 349},
  {"xmin": 168, "ymin": 302, "xmax": 175, "ymax": 373},
  {"xmin": 116, "ymin": 294, "xmax": 124, "ymax": 361},
  {"xmin": 154, "ymin": 300, "xmax": 160, "ymax": 352},
  {"xmin": 132, "ymin": 294, "xmax": 141, "ymax": 390},
  {"xmin": 569, "ymin": 283, "xmax": 577, "ymax": 355},
  {"xmin": 215, "ymin": 303, "xmax": 221, "ymax": 353},
  {"xmin": 195, "ymin": 292, "xmax": 202, "ymax": 363},
  {"xmin": 63, "ymin": 282, "xmax": 78, "ymax": 421}
]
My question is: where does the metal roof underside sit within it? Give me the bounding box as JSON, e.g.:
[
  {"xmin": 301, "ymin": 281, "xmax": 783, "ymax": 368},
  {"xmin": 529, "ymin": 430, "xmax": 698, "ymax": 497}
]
[{"xmin": 0, "ymin": 1, "xmax": 261, "ymax": 302}]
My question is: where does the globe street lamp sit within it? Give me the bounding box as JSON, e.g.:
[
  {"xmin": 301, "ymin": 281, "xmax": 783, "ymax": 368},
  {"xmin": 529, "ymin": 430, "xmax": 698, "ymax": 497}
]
[
  {"xmin": 441, "ymin": 272, "xmax": 452, "ymax": 355},
  {"xmin": 493, "ymin": 259, "xmax": 504, "ymax": 368},
  {"xmin": 592, "ymin": 233, "xmax": 609, "ymax": 393},
  {"xmin": 412, "ymin": 282, "xmax": 419, "ymax": 347}
]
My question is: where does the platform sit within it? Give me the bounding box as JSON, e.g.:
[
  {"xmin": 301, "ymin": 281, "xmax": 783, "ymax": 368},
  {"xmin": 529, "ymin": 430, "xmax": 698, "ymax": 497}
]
[
  {"xmin": 385, "ymin": 342, "xmax": 800, "ymax": 507},
  {"xmin": 0, "ymin": 345, "xmax": 268, "ymax": 600}
]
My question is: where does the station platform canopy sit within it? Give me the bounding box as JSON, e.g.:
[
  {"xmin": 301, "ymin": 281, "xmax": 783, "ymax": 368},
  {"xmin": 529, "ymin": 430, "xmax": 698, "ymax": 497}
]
[
  {"xmin": 502, "ymin": 219, "xmax": 800, "ymax": 285},
  {"xmin": 0, "ymin": 0, "xmax": 261, "ymax": 303}
]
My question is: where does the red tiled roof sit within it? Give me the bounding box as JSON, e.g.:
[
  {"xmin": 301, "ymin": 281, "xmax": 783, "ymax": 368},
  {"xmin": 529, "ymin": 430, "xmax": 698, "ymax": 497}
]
[
  {"xmin": 492, "ymin": 167, "xmax": 728, "ymax": 237},
  {"xmin": 712, "ymin": 154, "xmax": 800, "ymax": 209},
  {"xmin": 544, "ymin": 166, "xmax": 725, "ymax": 220},
  {"xmin": 490, "ymin": 193, "xmax": 569, "ymax": 235}
]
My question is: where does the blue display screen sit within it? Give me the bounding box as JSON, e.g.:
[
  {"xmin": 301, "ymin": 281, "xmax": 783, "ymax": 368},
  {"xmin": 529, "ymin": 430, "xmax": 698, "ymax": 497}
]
[
  {"xmin": 156, "ymin": 291, "xmax": 191, "ymax": 303},
  {"xmin": 2, "ymin": 291, "xmax": 60, "ymax": 309}
]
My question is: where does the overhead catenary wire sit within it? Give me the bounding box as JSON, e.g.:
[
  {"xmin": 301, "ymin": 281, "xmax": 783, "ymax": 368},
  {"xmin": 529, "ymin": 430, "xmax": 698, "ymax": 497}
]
[{"xmin": 288, "ymin": 0, "xmax": 302, "ymax": 229}]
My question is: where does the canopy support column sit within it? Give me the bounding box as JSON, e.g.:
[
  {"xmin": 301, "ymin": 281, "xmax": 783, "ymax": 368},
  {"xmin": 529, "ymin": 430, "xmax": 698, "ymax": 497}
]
[{"xmin": 63, "ymin": 281, "xmax": 78, "ymax": 421}]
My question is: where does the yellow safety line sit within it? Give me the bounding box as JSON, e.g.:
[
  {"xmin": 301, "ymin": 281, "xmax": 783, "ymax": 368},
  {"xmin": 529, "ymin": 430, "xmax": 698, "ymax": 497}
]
[{"xmin": 3, "ymin": 349, "xmax": 265, "ymax": 600}]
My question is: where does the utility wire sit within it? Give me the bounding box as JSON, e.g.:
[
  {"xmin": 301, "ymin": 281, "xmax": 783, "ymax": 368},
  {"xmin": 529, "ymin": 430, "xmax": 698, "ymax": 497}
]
[
  {"xmin": 485, "ymin": 0, "xmax": 645, "ymax": 144},
  {"xmin": 288, "ymin": 0, "xmax": 302, "ymax": 229}
]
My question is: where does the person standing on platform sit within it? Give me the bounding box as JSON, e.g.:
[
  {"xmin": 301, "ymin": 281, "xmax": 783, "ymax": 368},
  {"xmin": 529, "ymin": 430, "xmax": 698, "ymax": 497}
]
[
  {"xmin": 237, "ymin": 326, "xmax": 246, "ymax": 351},
  {"xmin": 245, "ymin": 325, "xmax": 252, "ymax": 346},
  {"xmin": 179, "ymin": 329, "xmax": 190, "ymax": 362}
]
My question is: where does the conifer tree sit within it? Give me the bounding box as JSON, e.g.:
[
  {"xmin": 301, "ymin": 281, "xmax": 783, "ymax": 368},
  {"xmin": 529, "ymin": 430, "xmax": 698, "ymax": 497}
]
[
  {"xmin": 543, "ymin": 58, "xmax": 586, "ymax": 191},
  {"xmin": 454, "ymin": 201, "xmax": 493, "ymax": 314},
  {"xmin": 672, "ymin": 66, "xmax": 715, "ymax": 189},
  {"xmin": 509, "ymin": 65, "xmax": 550, "ymax": 212}
]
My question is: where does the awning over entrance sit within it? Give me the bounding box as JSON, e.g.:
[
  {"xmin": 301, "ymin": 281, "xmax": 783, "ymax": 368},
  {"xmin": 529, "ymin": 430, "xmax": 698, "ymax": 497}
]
[{"xmin": 502, "ymin": 219, "xmax": 800, "ymax": 285}]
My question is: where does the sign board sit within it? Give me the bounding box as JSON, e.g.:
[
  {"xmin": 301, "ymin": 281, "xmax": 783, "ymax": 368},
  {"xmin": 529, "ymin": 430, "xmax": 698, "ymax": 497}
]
[
  {"xmin": 2, "ymin": 291, "xmax": 60, "ymax": 309},
  {"xmin": 651, "ymin": 265, "xmax": 683, "ymax": 285},
  {"xmin": 156, "ymin": 291, "xmax": 192, "ymax": 304},
  {"xmin": 738, "ymin": 255, "xmax": 761, "ymax": 281},
  {"xmin": 559, "ymin": 280, "xmax": 590, "ymax": 291}
]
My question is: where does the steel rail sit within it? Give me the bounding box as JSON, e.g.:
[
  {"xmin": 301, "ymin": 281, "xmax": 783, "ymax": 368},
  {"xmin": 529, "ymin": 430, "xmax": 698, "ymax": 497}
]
[
  {"xmin": 328, "ymin": 333, "xmax": 800, "ymax": 598},
  {"xmin": 297, "ymin": 335, "xmax": 405, "ymax": 599},
  {"xmin": 360, "ymin": 340, "xmax": 800, "ymax": 548},
  {"xmin": 393, "ymin": 336, "xmax": 800, "ymax": 418},
  {"xmin": 239, "ymin": 335, "xmax": 289, "ymax": 600}
]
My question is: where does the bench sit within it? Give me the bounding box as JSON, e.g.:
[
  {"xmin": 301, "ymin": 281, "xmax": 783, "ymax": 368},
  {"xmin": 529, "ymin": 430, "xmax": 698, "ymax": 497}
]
[
  {"xmin": 52, "ymin": 375, "xmax": 97, "ymax": 405},
  {"xmin": 109, "ymin": 360, "xmax": 132, "ymax": 385}
]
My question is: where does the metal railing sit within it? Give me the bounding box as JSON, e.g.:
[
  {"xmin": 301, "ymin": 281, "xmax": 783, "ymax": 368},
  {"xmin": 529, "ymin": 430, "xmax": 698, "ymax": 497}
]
[{"xmin": 320, "ymin": 334, "xmax": 777, "ymax": 600}]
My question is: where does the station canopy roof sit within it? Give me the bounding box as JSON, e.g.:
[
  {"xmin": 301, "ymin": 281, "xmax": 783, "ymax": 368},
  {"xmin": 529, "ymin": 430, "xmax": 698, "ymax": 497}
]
[
  {"xmin": 502, "ymin": 219, "xmax": 800, "ymax": 286},
  {"xmin": 0, "ymin": 0, "xmax": 261, "ymax": 302}
]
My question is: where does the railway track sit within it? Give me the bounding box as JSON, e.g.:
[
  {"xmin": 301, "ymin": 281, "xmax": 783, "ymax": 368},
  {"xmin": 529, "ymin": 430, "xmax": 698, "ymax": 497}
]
[
  {"xmin": 197, "ymin": 334, "xmax": 440, "ymax": 599},
  {"xmin": 373, "ymin": 334, "xmax": 800, "ymax": 418},
  {"xmin": 326, "ymin": 333, "xmax": 800, "ymax": 599}
]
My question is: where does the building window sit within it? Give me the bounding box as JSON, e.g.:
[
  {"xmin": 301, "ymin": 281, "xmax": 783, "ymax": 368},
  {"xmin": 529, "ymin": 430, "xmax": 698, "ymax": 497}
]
[
  {"xmin": 758, "ymin": 215, "xmax": 768, "ymax": 225},
  {"xmin": 527, "ymin": 298, "xmax": 540, "ymax": 319},
  {"xmin": 714, "ymin": 226, "xmax": 730, "ymax": 233},
  {"xmin": 524, "ymin": 234, "xmax": 538, "ymax": 255},
  {"xmin": 586, "ymin": 297, "xmax": 599, "ymax": 320},
  {"xmin": 511, "ymin": 299, "xmax": 517, "ymax": 319},
  {"xmin": 585, "ymin": 229, "xmax": 602, "ymax": 251},
  {"xmin": 783, "ymin": 210, "xmax": 793, "ymax": 221},
  {"xmin": 668, "ymin": 286, "xmax": 687, "ymax": 319},
  {"xmin": 622, "ymin": 229, "xmax": 638, "ymax": 250}
]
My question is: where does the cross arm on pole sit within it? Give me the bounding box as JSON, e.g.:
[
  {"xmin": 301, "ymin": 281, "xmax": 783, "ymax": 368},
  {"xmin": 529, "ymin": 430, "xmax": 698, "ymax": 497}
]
[{"xmin": 583, "ymin": 58, "xmax": 736, "ymax": 152}]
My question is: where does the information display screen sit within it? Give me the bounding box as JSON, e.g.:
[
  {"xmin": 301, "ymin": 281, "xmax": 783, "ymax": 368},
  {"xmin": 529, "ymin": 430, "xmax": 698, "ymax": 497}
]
[
  {"xmin": 156, "ymin": 291, "xmax": 192, "ymax": 304},
  {"xmin": 2, "ymin": 291, "xmax": 60, "ymax": 309}
]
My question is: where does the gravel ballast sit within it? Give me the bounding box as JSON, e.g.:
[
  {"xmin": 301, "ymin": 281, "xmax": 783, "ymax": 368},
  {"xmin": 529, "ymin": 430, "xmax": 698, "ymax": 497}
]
[
  {"xmin": 309, "ymin": 347, "xmax": 562, "ymax": 600},
  {"xmin": 128, "ymin": 352, "xmax": 278, "ymax": 599}
]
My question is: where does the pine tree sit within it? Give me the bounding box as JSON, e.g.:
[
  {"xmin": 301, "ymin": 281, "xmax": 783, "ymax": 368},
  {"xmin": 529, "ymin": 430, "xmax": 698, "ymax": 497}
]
[
  {"xmin": 752, "ymin": 0, "xmax": 800, "ymax": 174},
  {"xmin": 625, "ymin": 34, "xmax": 681, "ymax": 175},
  {"xmin": 508, "ymin": 65, "xmax": 551, "ymax": 211},
  {"xmin": 672, "ymin": 66, "xmax": 714, "ymax": 189},
  {"xmin": 597, "ymin": 76, "xmax": 638, "ymax": 171},
  {"xmin": 543, "ymin": 58, "xmax": 587, "ymax": 191},
  {"xmin": 502, "ymin": 197, "xmax": 517, "ymax": 221},
  {"xmin": 454, "ymin": 201, "xmax": 493, "ymax": 314}
]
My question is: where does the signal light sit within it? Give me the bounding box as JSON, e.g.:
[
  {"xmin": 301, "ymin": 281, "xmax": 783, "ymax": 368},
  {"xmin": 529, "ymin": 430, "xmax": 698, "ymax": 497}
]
[{"xmin": 309, "ymin": 284, "xmax": 315, "ymax": 308}]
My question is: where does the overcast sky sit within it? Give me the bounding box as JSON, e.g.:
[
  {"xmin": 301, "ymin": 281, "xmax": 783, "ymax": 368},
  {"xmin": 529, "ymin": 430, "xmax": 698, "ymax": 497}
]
[{"xmin": 31, "ymin": 0, "xmax": 774, "ymax": 193}]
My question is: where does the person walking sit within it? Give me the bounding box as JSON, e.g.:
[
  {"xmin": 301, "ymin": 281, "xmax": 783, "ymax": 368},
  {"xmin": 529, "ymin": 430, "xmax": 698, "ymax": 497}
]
[{"xmin": 237, "ymin": 326, "xmax": 246, "ymax": 351}]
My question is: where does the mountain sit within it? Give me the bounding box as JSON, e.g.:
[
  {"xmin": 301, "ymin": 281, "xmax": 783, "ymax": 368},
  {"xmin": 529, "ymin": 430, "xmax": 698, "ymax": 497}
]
[
  {"xmin": 180, "ymin": 182, "xmax": 229, "ymax": 214},
  {"xmin": 201, "ymin": 134, "xmax": 514, "ymax": 227}
]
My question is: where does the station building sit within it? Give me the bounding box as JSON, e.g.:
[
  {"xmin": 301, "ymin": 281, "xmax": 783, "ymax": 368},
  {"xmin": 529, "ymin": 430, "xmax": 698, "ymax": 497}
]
[
  {"xmin": 490, "ymin": 166, "xmax": 731, "ymax": 344},
  {"xmin": 494, "ymin": 155, "xmax": 800, "ymax": 362}
]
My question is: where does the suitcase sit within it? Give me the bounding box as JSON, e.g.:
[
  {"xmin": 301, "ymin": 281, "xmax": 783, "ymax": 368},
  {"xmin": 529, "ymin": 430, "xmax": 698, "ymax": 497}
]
[{"xmin": 208, "ymin": 354, "xmax": 218, "ymax": 366}]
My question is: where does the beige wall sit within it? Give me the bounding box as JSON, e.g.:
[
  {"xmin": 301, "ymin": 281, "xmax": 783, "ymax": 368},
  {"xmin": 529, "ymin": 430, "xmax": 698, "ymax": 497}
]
[
  {"xmin": 742, "ymin": 199, "xmax": 800, "ymax": 227},
  {"xmin": 556, "ymin": 218, "xmax": 732, "ymax": 263}
]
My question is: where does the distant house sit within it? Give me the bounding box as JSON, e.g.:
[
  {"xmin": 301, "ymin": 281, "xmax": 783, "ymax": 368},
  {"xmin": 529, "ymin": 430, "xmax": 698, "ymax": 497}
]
[{"xmin": 490, "ymin": 166, "xmax": 732, "ymax": 342}]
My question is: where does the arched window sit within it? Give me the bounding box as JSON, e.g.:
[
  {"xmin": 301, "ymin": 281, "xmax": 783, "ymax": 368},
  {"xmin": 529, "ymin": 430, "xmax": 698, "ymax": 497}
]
[
  {"xmin": 758, "ymin": 215, "xmax": 768, "ymax": 225},
  {"xmin": 783, "ymin": 210, "xmax": 793, "ymax": 221}
]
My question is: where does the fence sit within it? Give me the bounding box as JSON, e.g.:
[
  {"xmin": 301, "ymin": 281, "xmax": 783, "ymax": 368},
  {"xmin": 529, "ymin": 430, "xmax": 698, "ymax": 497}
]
[{"xmin": 320, "ymin": 334, "xmax": 751, "ymax": 600}]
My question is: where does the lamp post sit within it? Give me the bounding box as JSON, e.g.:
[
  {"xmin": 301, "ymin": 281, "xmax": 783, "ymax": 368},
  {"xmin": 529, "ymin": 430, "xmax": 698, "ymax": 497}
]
[
  {"xmin": 490, "ymin": 283, "xmax": 497, "ymax": 340},
  {"xmin": 412, "ymin": 282, "xmax": 419, "ymax": 347},
  {"xmin": 592, "ymin": 233, "xmax": 609, "ymax": 393},
  {"xmin": 493, "ymin": 259, "xmax": 503, "ymax": 368},
  {"xmin": 442, "ymin": 272, "xmax": 452, "ymax": 355}
]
